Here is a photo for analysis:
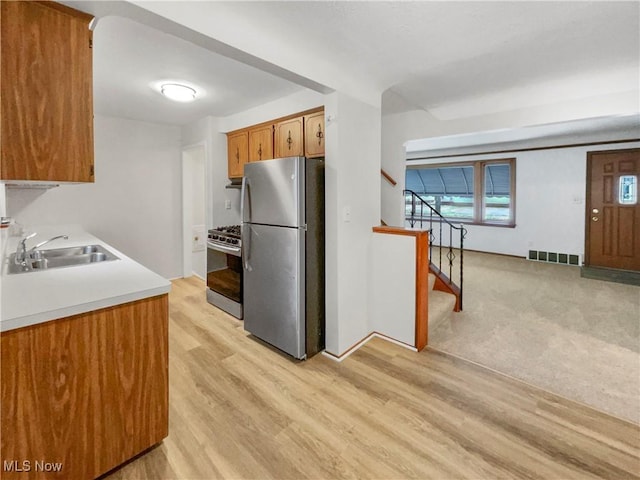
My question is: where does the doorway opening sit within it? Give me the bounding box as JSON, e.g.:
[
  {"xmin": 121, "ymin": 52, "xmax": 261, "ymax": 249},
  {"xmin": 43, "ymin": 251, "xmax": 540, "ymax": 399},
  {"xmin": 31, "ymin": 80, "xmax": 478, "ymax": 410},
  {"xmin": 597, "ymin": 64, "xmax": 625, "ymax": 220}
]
[
  {"xmin": 182, "ymin": 144, "xmax": 206, "ymax": 279},
  {"xmin": 583, "ymin": 148, "xmax": 640, "ymax": 285}
]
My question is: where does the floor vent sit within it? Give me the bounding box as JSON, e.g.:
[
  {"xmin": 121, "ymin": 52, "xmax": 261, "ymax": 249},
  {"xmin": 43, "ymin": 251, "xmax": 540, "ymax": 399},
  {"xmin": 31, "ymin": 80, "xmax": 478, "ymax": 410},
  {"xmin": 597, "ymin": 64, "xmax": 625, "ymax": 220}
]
[{"xmin": 528, "ymin": 250, "xmax": 581, "ymax": 266}]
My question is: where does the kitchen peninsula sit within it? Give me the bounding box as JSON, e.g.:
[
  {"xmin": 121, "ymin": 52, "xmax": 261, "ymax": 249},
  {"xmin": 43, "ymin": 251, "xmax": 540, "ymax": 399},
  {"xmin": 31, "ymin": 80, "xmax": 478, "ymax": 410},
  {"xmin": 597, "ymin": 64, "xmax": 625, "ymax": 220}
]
[{"xmin": 1, "ymin": 226, "xmax": 170, "ymax": 479}]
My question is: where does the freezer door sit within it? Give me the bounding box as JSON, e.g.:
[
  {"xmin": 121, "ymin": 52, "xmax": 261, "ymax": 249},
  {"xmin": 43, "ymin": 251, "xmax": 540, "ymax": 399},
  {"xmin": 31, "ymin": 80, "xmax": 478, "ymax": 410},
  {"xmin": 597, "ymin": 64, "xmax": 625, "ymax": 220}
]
[
  {"xmin": 243, "ymin": 157, "xmax": 305, "ymax": 228},
  {"xmin": 243, "ymin": 223, "xmax": 305, "ymax": 359}
]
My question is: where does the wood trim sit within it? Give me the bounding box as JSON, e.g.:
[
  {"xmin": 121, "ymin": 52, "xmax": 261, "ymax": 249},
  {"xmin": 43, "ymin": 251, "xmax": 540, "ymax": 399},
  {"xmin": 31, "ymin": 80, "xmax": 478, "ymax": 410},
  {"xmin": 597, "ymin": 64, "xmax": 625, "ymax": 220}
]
[
  {"xmin": 372, "ymin": 226, "xmax": 429, "ymax": 351},
  {"xmin": 372, "ymin": 226, "xmax": 427, "ymax": 237},
  {"xmin": 584, "ymin": 151, "xmax": 595, "ymax": 266},
  {"xmin": 407, "ymin": 138, "xmax": 640, "ymax": 161},
  {"xmin": 381, "ymin": 169, "xmax": 397, "ymax": 186},
  {"xmin": 415, "ymin": 231, "xmax": 429, "ymax": 350}
]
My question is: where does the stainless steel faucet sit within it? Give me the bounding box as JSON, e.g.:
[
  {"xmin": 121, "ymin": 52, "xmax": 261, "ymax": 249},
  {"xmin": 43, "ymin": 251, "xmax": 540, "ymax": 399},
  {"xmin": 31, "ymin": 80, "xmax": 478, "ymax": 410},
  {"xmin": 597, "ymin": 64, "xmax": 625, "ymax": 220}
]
[
  {"xmin": 30, "ymin": 235, "xmax": 69, "ymax": 252},
  {"xmin": 15, "ymin": 233, "xmax": 69, "ymax": 265}
]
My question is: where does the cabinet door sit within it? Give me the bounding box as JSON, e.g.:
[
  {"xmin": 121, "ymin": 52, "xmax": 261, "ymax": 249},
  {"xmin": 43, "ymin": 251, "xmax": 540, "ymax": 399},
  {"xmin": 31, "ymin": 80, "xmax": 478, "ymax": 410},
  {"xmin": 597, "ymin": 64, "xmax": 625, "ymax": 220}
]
[
  {"xmin": 248, "ymin": 125, "xmax": 274, "ymax": 162},
  {"xmin": 1, "ymin": 295, "xmax": 168, "ymax": 480},
  {"xmin": 304, "ymin": 111, "xmax": 325, "ymax": 158},
  {"xmin": 227, "ymin": 131, "xmax": 248, "ymax": 178},
  {"xmin": 275, "ymin": 117, "xmax": 304, "ymax": 158},
  {"xmin": 1, "ymin": 1, "xmax": 94, "ymax": 182}
]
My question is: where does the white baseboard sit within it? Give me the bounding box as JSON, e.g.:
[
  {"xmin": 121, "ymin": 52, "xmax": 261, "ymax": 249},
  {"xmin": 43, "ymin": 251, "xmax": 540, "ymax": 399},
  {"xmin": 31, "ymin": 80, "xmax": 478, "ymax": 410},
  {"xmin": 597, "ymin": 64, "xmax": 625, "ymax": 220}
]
[{"xmin": 322, "ymin": 332, "xmax": 416, "ymax": 363}]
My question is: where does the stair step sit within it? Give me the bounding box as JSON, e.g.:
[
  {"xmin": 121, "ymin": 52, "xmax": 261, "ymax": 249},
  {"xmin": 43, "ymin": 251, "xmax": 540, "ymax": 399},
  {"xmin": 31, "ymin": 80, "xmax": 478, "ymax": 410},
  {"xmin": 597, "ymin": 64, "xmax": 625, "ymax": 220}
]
[
  {"xmin": 429, "ymin": 289, "xmax": 456, "ymax": 329},
  {"xmin": 428, "ymin": 273, "xmax": 436, "ymax": 291}
]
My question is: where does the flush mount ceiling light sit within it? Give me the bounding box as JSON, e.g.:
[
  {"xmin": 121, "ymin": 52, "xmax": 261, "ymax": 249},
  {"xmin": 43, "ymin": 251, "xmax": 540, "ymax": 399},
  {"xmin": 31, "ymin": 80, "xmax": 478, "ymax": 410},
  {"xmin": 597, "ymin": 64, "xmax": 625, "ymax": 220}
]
[{"xmin": 160, "ymin": 83, "xmax": 196, "ymax": 102}]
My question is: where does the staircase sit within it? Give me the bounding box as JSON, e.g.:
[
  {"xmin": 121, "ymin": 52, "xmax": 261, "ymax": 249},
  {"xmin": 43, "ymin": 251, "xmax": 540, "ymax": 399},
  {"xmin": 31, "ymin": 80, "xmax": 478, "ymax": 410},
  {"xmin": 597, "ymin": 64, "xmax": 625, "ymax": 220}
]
[
  {"xmin": 405, "ymin": 189, "xmax": 467, "ymax": 312},
  {"xmin": 428, "ymin": 273, "xmax": 457, "ymax": 330}
]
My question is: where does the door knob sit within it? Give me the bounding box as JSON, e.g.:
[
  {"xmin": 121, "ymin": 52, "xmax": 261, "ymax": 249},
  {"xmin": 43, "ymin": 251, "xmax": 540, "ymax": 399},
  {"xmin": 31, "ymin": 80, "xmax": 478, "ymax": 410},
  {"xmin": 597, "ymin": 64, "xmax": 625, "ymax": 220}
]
[
  {"xmin": 592, "ymin": 208, "xmax": 599, "ymax": 214},
  {"xmin": 592, "ymin": 216, "xmax": 599, "ymax": 222}
]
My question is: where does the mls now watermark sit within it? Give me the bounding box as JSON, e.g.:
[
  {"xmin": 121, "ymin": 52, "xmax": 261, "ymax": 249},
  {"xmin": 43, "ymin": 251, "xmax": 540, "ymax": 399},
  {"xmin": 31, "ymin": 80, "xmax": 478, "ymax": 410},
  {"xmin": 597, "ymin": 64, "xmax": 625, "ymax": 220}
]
[{"xmin": 3, "ymin": 460, "xmax": 64, "ymax": 472}]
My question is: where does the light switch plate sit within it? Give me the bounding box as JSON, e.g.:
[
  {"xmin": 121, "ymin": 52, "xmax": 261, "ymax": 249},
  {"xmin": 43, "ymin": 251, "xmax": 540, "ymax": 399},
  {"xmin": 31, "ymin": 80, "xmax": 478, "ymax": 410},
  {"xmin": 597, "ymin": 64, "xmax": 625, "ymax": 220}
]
[{"xmin": 343, "ymin": 206, "xmax": 351, "ymax": 222}]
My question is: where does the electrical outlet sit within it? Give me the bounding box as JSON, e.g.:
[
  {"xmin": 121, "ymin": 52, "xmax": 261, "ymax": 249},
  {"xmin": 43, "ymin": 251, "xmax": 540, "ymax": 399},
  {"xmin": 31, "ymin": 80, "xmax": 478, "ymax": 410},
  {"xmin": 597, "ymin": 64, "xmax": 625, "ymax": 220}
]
[{"xmin": 225, "ymin": 200, "xmax": 231, "ymax": 210}]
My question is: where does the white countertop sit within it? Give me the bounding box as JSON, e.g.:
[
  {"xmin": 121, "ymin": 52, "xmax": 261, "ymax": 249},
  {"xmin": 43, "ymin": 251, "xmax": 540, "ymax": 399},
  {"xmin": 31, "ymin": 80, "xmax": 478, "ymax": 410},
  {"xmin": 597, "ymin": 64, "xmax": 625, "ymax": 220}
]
[{"xmin": 1, "ymin": 225, "xmax": 171, "ymax": 332}]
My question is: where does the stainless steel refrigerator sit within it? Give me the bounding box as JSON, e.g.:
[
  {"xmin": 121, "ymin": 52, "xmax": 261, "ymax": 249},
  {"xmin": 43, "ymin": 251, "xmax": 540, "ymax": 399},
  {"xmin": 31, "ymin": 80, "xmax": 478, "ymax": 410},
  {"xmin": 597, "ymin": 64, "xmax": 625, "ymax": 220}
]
[{"xmin": 241, "ymin": 156, "xmax": 324, "ymax": 359}]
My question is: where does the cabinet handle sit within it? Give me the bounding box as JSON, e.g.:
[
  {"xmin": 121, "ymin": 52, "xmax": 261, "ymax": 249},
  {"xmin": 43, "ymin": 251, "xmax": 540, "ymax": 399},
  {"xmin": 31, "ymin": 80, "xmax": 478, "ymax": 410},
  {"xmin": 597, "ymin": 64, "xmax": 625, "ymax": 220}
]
[
  {"xmin": 236, "ymin": 146, "xmax": 240, "ymax": 163},
  {"xmin": 258, "ymin": 143, "xmax": 262, "ymax": 160},
  {"xmin": 316, "ymin": 124, "xmax": 323, "ymax": 145},
  {"xmin": 286, "ymin": 130, "xmax": 293, "ymax": 150}
]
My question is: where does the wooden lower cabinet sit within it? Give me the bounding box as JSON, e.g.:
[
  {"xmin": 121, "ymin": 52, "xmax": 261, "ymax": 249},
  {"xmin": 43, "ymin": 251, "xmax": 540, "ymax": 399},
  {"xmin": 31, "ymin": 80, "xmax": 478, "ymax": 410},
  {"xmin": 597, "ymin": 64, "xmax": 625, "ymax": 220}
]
[{"xmin": 0, "ymin": 294, "xmax": 169, "ymax": 480}]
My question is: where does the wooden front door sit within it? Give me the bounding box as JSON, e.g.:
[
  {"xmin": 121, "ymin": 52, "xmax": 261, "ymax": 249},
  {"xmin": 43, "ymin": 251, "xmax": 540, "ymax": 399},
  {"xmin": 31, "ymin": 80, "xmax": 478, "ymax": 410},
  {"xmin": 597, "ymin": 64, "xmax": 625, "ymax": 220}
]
[{"xmin": 586, "ymin": 148, "xmax": 640, "ymax": 271}]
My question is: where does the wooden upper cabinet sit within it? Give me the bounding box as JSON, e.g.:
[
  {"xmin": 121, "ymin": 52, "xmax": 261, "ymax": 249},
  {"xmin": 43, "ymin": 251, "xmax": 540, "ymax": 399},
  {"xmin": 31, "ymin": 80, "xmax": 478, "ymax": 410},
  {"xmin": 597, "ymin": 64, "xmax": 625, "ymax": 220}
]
[
  {"xmin": 248, "ymin": 125, "xmax": 274, "ymax": 162},
  {"xmin": 304, "ymin": 111, "xmax": 325, "ymax": 158},
  {"xmin": 275, "ymin": 117, "xmax": 304, "ymax": 158},
  {"xmin": 1, "ymin": 1, "xmax": 95, "ymax": 183},
  {"xmin": 227, "ymin": 130, "xmax": 248, "ymax": 178},
  {"xmin": 227, "ymin": 107, "xmax": 324, "ymax": 177}
]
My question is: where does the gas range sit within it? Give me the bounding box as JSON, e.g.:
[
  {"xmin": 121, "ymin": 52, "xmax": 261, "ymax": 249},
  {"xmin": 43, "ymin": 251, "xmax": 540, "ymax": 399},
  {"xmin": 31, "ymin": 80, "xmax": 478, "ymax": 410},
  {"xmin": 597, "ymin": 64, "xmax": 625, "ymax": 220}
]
[
  {"xmin": 206, "ymin": 224, "xmax": 243, "ymax": 318},
  {"xmin": 207, "ymin": 225, "xmax": 241, "ymax": 251}
]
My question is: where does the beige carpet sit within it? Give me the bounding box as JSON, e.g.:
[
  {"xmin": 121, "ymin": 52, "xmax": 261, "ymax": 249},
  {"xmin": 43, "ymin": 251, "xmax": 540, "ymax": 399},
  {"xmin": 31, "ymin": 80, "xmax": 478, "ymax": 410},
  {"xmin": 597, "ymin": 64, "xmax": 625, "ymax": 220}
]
[{"xmin": 429, "ymin": 251, "xmax": 640, "ymax": 424}]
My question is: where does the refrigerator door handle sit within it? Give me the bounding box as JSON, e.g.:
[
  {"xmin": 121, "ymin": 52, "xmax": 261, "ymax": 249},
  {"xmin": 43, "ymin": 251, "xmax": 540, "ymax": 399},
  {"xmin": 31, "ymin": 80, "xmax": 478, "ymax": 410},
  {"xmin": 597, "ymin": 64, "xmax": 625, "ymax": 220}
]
[
  {"xmin": 241, "ymin": 176, "xmax": 251, "ymax": 224},
  {"xmin": 241, "ymin": 177, "xmax": 251, "ymax": 271},
  {"xmin": 242, "ymin": 224, "xmax": 251, "ymax": 271}
]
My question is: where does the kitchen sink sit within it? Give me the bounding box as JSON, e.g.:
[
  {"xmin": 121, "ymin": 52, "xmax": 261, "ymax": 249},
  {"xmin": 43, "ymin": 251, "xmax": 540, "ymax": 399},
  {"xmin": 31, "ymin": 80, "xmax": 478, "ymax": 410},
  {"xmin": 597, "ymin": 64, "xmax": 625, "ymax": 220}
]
[{"xmin": 7, "ymin": 245, "xmax": 120, "ymax": 274}]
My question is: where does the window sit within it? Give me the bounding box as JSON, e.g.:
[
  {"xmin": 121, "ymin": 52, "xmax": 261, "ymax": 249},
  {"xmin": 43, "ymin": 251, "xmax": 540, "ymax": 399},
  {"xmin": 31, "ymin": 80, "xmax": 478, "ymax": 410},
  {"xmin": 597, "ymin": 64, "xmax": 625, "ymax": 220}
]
[
  {"xmin": 405, "ymin": 158, "xmax": 516, "ymax": 226},
  {"xmin": 619, "ymin": 175, "xmax": 637, "ymax": 205}
]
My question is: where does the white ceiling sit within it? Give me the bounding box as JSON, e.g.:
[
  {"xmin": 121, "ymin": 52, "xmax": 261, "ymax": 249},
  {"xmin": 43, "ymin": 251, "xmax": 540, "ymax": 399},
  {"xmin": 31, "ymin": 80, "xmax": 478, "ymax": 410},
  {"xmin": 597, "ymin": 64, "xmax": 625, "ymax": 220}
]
[
  {"xmin": 91, "ymin": 15, "xmax": 304, "ymax": 125},
  {"xmin": 65, "ymin": 1, "xmax": 639, "ymax": 128}
]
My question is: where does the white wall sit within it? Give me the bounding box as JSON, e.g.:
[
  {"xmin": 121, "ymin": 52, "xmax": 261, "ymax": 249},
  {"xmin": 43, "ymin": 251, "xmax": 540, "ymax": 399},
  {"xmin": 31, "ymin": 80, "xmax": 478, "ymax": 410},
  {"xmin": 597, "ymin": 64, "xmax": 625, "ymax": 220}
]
[
  {"xmin": 369, "ymin": 233, "xmax": 415, "ymax": 346},
  {"xmin": 181, "ymin": 115, "xmax": 241, "ymax": 230},
  {"xmin": 324, "ymin": 91, "xmax": 382, "ymax": 355},
  {"xmin": 404, "ymin": 141, "xmax": 640, "ymax": 258},
  {"xmin": 5, "ymin": 115, "xmax": 183, "ymax": 279},
  {"xmin": 182, "ymin": 145, "xmax": 206, "ymax": 279},
  {"xmin": 220, "ymin": 89, "xmax": 325, "ymax": 133},
  {"xmin": 381, "ymin": 91, "xmax": 640, "ymax": 228},
  {"xmin": 0, "ymin": 185, "xmax": 6, "ymax": 217}
]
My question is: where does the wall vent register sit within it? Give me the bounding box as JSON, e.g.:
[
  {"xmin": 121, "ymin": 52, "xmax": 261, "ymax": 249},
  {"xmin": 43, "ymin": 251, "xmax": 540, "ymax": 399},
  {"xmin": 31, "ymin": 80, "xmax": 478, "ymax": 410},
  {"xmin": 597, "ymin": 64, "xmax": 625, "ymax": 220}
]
[{"xmin": 528, "ymin": 250, "xmax": 580, "ymax": 266}]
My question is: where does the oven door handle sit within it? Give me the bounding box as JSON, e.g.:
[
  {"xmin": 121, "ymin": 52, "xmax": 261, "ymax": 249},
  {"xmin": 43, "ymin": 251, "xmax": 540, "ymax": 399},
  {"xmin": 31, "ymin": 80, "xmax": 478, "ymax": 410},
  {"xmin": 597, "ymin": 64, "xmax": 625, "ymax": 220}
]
[
  {"xmin": 241, "ymin": 177, "xmax": 251, "ymax": 271},
  {"xmin": 207, "ymin": 241, "xmax": 241, "ymax": 256}
]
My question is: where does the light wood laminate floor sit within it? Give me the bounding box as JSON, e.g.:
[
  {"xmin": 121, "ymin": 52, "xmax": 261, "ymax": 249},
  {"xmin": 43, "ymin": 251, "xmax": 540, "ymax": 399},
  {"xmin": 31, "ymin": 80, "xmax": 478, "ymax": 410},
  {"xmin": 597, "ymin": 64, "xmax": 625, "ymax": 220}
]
[{"xmin": 104, "ymin": 277, "xmax": 640, "ymax": 479}]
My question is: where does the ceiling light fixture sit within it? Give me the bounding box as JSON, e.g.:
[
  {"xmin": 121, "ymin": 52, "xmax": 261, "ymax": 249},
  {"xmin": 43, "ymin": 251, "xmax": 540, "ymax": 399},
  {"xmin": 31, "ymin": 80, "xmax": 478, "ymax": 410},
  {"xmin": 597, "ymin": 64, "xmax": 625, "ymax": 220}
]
[{"xmin": 160, "ymin": 83, "xmax": 196, "ymax": 102}]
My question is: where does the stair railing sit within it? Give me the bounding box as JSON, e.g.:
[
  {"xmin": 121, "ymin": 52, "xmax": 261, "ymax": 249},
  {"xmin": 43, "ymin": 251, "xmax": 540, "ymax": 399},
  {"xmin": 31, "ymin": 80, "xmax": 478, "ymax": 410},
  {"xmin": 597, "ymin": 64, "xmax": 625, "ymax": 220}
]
[{"xmin": 404, "ymin": 189, "xmax": 467, "ymax": 310}]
